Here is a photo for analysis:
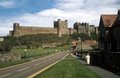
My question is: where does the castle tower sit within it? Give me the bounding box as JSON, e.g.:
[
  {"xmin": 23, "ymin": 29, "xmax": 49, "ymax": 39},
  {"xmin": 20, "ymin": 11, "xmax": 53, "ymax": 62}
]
[
  {"xmin": 54, "ymin": 19, "xmax": 68, "ymax": 37},
  {"xmin": 13, "ymin": 23, "xmax": 19, "ymax": 30},
  {"xmin": 86, "ymin": 23, "xmax": 91, "ymax": 36},
  {"xmin": 13, "ymin": 23, "xmax": 20, "ymax": 37},
  {"xmin": 95, "ymin": 27, "xmax": 98, "ymax": 35}
]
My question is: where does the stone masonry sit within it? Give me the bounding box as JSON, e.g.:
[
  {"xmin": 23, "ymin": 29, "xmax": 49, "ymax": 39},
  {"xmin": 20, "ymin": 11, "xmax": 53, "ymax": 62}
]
[
  {"xmin": 9, "ymin": 19, "xmax": 70, "ymax": 37},
  {"xmin": 73, "ymin": 22, "xmax": 98, "ymax": 36},
  {"xmin": 9, "ymin": 19, "xmax": 98, "ymax": 37}
]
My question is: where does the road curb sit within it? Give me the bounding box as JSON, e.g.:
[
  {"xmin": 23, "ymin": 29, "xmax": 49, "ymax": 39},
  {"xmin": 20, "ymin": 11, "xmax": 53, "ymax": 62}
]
[{"xmin": 27, "ymin": 53, "xmax": 69, "ymax": 78}]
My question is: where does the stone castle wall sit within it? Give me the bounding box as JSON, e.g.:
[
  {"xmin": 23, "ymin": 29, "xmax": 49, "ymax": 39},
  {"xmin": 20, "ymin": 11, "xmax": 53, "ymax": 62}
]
[
  {"xmin": 9, "ymin": 19, "xmax": 98, "ymax": 37},
  {"xmin": 73, "ymin": 22, "xmax": 98, "ymax": 36},
  {"xmin": 10, "ymin": 19, "xmax": 69, "ymax": 37},
  {"xmin": 13, "ymin": 24, "xmax": 57, "ymax": 37}
]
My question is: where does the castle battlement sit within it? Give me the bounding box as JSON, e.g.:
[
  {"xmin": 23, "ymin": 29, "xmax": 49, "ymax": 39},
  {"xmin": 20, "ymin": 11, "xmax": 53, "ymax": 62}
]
[
  {"xmin": 9, "ymin": 19, "xmax": 98, "ymax": 37},
  {"xmin": 73, "ymin": 22, "xmax": 98, "ymax": 36},
  {"xmin": 10, "ymin": 19, "xmax": 70, "ymax": 37}
]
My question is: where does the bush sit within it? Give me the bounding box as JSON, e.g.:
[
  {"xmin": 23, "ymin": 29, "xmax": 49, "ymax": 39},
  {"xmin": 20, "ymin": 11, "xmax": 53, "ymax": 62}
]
[
  {"xmin": 0, "ymin": 34, "xmax": 71, "ymax": 53},
  {"xmin": 0, "ymin": 37, "xmax": 16, "ymax": 53},
  {"xmin": 90, "ymin": 33, "xmax": 98, "ymax": 40}
]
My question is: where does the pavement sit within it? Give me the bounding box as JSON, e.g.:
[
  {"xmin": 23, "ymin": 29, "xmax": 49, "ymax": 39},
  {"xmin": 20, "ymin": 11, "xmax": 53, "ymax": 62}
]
[
  {"xmin": 78, "ymin": 57, "xmax": 120, "ymax": 78},
  {"xmin": 0, "ymin": 52, "xmax": 68, "ymax": 78}
]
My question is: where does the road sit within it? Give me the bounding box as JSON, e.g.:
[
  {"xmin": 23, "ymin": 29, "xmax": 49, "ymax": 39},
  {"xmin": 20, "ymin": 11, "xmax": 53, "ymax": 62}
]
[{"xmin": 0, "ymin": 52, "xmax": 68, "ymax": 78}]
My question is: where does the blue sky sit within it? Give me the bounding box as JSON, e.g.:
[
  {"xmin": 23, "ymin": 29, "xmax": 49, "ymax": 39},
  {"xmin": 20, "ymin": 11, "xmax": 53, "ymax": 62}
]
[
  {"xmin": 0, "ymin": 0, "xmax": 120, "ymax": 36},
  {"xmin": 0, "ymin": 0, "xmax": 55, "ymax": 18}
]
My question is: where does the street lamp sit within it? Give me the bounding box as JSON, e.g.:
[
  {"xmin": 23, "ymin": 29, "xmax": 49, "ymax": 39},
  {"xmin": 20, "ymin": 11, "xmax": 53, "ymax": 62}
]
[{"xmin": 78, "ymin": 37, "xmax": 82, "ymax": 52}]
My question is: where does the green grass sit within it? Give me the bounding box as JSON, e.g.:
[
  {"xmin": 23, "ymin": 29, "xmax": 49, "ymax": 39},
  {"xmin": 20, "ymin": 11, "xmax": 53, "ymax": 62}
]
[
  {"xmin": 11, "ymin": 46, "xmax": 69, "ymax": 58},
  {"xmin": 35, "ymin": 55, "xmax": 101, "ymax": 78},
  {"xmin": 0, "ymin": 59, "xmax": 29, "ymax": 68},
  {"xmin": 0, "ymin": 46, "xmax": 69, "ymax": 68}
]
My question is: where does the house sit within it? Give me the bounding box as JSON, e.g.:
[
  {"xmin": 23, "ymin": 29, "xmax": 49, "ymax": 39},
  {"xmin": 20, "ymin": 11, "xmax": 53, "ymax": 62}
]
[
  {"xmin": 99, "ymin": 10, "xmax": 120, "ymax": 52},
  {"xmin": 108, "ymin": 10, "xmax": 120, "ymax": 52}
]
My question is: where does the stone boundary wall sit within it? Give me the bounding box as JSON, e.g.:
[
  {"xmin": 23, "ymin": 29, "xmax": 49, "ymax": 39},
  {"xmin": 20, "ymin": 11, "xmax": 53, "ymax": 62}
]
[{"xmin": 0, "ymin": 53, "xmax": 21, "ymax": 62}]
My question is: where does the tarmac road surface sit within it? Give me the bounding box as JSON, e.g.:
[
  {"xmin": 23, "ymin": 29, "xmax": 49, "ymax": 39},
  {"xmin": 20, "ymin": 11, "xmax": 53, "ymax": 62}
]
[{"xmin": 0, "ymin": 52, "xmax": 68, "ymax": 78}]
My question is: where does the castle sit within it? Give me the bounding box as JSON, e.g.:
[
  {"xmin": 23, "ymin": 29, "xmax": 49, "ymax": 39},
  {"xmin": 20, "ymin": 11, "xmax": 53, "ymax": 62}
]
[
  {"xmin": 73, "ymin": 22, "xmax": 98, "ymax": 36},
  {"xmin": 9, "ymin": 19, "xmax": 98, "ymax": 37}
]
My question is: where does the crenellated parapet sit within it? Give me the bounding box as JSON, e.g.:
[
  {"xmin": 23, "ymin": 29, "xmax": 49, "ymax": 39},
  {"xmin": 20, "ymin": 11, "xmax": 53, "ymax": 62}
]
[
  {"xmin": 9, "ymin": 19, "xmax": 98, "ymax": 37},
  {"xmin": 73, "ymin": 22, "xmax": 98, "ymax": 36},
  {"xmin": 11, "ymin": 23, "xmax": 57, "ymax": 37},
  {"xmin": 10, "ymin": 19, "xmax": 69, "ymax": 37}
]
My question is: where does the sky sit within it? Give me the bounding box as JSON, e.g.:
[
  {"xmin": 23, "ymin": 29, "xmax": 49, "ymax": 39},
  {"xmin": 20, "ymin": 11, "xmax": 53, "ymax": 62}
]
[{"xmin": 0, "ymin": 0, "xmax": 120, "ymax": 36}]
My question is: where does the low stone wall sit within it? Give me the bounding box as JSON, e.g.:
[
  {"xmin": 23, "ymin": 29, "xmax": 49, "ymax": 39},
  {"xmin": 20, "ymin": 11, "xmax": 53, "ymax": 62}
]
[{"xmin": 0, "ymin": 53, "xmax": 21, "ymax": 62}]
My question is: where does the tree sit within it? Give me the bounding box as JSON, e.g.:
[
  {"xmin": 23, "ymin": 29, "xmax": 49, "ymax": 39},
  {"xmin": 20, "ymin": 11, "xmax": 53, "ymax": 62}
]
[
  {"xmin": 0, "ymin": 37, "xmax": 16, "ymax": 53},
  {"xmin": 90, "ymin": 33, "xmax": 98, "ymax": 40}
]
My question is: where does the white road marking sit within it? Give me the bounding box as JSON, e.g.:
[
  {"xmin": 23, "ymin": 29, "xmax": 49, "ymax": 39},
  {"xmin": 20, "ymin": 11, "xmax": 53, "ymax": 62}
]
[
  {"xmin": 17, "ymin": 67, "xmax": 30, "ymax": 72},
  {"xmin": 33, "ymin": 63, "xmax": 41, "ymax": 66},
  {"xmin": 1, "ymin": 73, "xmax": 12, "ymax": 78}
]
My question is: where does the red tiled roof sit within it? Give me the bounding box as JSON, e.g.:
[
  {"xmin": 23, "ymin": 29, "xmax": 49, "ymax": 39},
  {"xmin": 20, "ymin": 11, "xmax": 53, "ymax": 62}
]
[{"xmin": 101, "ymin": 15, "xmax": 117, "ymax": 27}]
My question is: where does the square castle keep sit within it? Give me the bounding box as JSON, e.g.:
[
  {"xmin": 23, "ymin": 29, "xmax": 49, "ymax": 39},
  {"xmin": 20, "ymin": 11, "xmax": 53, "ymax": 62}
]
[{"xmin": 9, "ymin": 19, "xmax": 98, "ymax": 37}]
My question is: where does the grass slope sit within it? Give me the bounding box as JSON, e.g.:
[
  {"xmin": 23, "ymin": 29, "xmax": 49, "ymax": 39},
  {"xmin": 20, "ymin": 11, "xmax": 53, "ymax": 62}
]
[
  {"xmin": 11, "ymin": 46, "xmax": 68, "ymax": 58},
  {"xmin": 35, "ymin": 55, "xmax": 101, "ymax": 78},
  {"xmin": 0, "ymin": 59, "xmax": 29, "ymax": 68},
  {"xmin": 0, "ymin": 46, "xmax": 68, "ymax": 68}
]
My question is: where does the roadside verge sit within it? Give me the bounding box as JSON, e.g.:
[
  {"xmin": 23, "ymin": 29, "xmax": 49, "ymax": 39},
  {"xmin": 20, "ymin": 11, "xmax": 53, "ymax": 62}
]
[{"xmin": 27, "ymin": 53, "xmax": 69, "ymax": 78}]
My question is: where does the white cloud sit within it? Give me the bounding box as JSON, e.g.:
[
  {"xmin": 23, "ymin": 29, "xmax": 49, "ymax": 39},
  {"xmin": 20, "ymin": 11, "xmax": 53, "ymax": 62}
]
[
  {"xmin": 0, "ymin": 0, "xmax": 15, "ymax": 8},
  {"xmin": 55, "ymin": 0, "xmax": 84, "ymax": 10},
  {"xmin": 0, "ymin": 27, "xmax": 12, "ymax": 36},
  {"xmin": 0, "ymin": 0, "xmax": 120, "ymax": 36}
]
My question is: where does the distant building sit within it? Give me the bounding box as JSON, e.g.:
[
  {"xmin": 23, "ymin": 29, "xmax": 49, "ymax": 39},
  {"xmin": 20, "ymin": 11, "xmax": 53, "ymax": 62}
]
[
  {"xmin": 99, "ymin": 10, "xmax": 120, "ymax": 52},
  {"xmin": 73, "ymin": 22, "xmax": 98, "ymax": 36}
]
